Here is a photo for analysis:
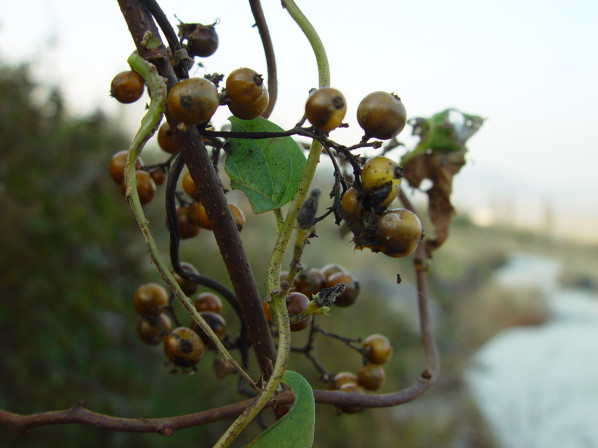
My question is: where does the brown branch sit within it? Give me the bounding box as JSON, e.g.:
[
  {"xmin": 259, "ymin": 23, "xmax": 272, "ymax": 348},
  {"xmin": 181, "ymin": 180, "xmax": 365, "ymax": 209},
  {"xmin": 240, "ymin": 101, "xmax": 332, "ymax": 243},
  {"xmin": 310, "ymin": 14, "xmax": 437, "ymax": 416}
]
[
  {"xmin": 1, "ymin": 262, "xmax": 438, "ymax": 436},
  {"xmin": 0, "ymin": 395, "xmax": 293, "ymax": 436},
  {"xmin": 248, "ymin": 0, "xmax": 277, "ymax": 118},
  {"xmin": 116, "ymin": 0, "xmax": 277, "ymax": 380}
]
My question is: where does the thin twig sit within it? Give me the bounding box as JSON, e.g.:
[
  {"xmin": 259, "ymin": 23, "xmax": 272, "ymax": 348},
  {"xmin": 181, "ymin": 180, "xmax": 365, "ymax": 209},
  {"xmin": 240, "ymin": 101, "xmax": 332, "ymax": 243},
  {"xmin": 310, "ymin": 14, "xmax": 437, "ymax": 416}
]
[{"xmin": 248, "ymin": 0, "xmax": 277, "ymax": 117}]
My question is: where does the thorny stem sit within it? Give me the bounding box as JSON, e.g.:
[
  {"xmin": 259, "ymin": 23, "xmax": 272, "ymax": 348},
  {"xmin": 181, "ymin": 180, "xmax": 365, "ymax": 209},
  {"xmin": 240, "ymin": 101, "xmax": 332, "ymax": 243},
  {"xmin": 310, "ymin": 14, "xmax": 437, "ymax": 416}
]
[{"xmin": 124, "ymin": 52, "xmax": 256, "ymax": 392}]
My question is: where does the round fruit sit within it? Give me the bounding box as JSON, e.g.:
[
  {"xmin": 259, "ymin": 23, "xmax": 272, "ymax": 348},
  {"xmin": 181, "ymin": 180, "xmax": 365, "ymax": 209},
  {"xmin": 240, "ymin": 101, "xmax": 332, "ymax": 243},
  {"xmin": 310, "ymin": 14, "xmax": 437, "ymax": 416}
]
[
  {"xmin": 262, "ymin": 300, "xmax": 272, "ymax": 322},
  {"xmin": 286, "ymin": 292, "xmax": 312, "ymax": 331},
  {"xmin": 336, "ymin": 382, "xmax": 365, "ymax": 414},
  {"xmin": 273, "ymin": 402, "xmax": 292, "ymax": 420},
  {"xmin": 191, "ymin": 311, "xmax": 227, "ymax": 348},
  {"xmin": 376, "ymin": 208, "xmax": 422, "ymax": 258},
  {"xmin": 293, "ymin": 268, "xmax": 325, "ymax": 299},
  {"xmin": 360, "ymin": 156, "xmax": 402, "ymax": 208},
  {"xmin": 167, "ymin": 78, "xmax": 219, "ymax": 124},
  {"xmin": 164, "ymin": 327, "xmax": 205, "ymax": 368},
  {"xmin": 174, "ymin": 205, "xmax": 201, "ymax": 239},
  {"xmin": 110, "ymin": 70, "xmax": 144, "ymax": 104},
  {"xmin": 172, "ymin": 261, "xmax": 200, "ymax": 296},
  {"xmin": 120, "ymin": 170, "xmax": 156, "ymax": 206},
  {"xmin": 357, "ymin": 91, "xmax": 407, "ymax": 140},
  {"xmin": 341, "ymin": 187, "xmax": 363, "ymax": 226},
  {"xmin": 133, "ymin": 283, "xmax": 169, "ymax": 316},
  {"xmin": 226, "ymin": 68, "xmax": 265, "ymax": 104},
  {"xmin": 149, "ymin": 168, "xmax": 167, "ymax": 186},
  {"xmin": 157, "ymin": 122, "xmax": 179, "ymax": 154},
  {"xmin": 137, "ymin": 313, "xmax": 172, "ymax": 345},
  {"xmin": 109, "ymin": 150, "xmax": 143, "ymax": 184},
  {"xmin": 185, "ymin": 24, "xmax": 219, "ymax": 58},
  {"xmin": 193, "ymin": 292, "xmax": 223, "ymax": 314},
  {"xmin": 363, "ymin": 333, "xmax": 393, "ymax": 364},
  {"xmin": 182, "ymin": 171, "xmax": 199, "ymax": 199},
  {"xmin": 329, "ymin": 371, "xmax": 359, "ymax": 390},
  {"xmin": 228, "ymin": 89, "xmax": 269, "ymax": 120},
  {"xmin": 320, "ymin": 264, "xmax": 347, "ymax": 281},
  {"xmin": 325, "ymin": 271, "xmax": 360, "ymax": 307},
  {"xmin": 228, "ymin": 203, "xmax": 246, "ymax": 232},
  {"xmin": 358, "ymin": 364, "xmax": 386, "ymax": 391},
  {"xmin": 305, "ymin": 87, "xmax": 347, "ymax": 132},
  {"xmin": 188, "ymin": 201, "xmax": 211, "ymax": 230}
]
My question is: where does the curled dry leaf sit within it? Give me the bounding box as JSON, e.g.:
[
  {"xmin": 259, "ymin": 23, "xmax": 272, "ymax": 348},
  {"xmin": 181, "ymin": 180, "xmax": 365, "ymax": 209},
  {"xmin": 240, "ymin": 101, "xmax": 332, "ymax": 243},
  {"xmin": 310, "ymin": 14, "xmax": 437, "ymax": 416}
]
[{"xmin": 401, "ymin": 109, "xmax": 484, "ymax": 255}]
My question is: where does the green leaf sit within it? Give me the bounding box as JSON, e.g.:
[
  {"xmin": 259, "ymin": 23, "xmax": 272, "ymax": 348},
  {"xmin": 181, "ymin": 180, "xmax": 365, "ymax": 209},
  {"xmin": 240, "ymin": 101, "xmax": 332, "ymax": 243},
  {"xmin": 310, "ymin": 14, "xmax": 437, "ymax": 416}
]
[
  {"xmin": 247, "ymin": 370, "xmax": 315, "ymax": 448},
  {"xmin": 224, "ymin": 117, "xmax": 306, "ymax": 213}
]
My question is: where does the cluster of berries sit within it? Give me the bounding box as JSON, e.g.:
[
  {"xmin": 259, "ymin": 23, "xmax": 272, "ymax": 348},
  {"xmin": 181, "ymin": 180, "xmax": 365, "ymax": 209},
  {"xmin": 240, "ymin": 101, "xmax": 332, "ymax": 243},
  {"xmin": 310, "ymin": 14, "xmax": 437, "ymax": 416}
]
[
  {"xmin": 262, "ymin": 263, "xmax": 361, "ymax": 332},
  {"xmin": 133, "ymin": 280, "xmax": 228, "ymax": 372},
  {"xmin": 342, "ymin": 156, "xmax": 423, "ymax": 258},
  {"xmin": 329, "ymin": 333, "xmax": 393, "ymax": 414}
]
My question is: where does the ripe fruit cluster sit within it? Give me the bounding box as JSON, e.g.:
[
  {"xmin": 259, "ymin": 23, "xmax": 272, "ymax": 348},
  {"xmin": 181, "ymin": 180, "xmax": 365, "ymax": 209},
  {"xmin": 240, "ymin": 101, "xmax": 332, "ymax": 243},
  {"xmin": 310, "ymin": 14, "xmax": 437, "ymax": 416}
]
[
  {"xmin": 262, "ymin": 263, "xmax": 360, "ymax": 333},
  {"xmin": 108, "ymin": 150, "xmax": 157, "ymax": 205},
  {"xmin": 189, "ymin": 292, "xmax": 227, "ymax": 349},
  {"xmin": 133, "ymin": 281, "xmax": 229, "ymax": 370},
  {"xmin": 328, "ymin": 333, "xmax": 393, "ymax": 413},
  {"xmin": 133, "ymin": 283, "xmax": 205, "ymax": 369},
  {"xmin": 110, "ymin": 13, "xmax": 425, "ymax": 420},
  {"xmin": 342, "ymin": 156, "xmax": 423, "ymax": 258},
  {"xmin": 304, "ymin": 88, "xmax": 406, "ymax": 140},
  {"xmin": 164, "ymin": 66, "xmax": 270, "ymax": 127},
  {"xmin": 133, "ymin": 283, "xmax": 172, "ymax": 346},
  {"xmin": 175, "ymin": 171, "xmax": 246, "ymax": 239}
]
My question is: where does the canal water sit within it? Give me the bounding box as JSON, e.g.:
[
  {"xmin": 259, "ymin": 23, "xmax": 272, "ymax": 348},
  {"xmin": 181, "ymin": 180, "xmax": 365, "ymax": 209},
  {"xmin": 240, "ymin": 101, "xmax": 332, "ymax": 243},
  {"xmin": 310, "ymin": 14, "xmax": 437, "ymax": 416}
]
[{"xmin": 465, "ymin": 252, "xmax": 598, "ymax": 447}]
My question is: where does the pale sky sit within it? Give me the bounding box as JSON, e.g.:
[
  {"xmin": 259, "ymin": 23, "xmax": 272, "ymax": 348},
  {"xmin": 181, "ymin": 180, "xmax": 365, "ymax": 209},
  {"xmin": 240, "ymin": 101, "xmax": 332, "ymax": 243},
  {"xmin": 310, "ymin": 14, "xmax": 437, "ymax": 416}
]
[{"xmin": 1, "ymin": 0, "xmax": 597, "ymax": 241}]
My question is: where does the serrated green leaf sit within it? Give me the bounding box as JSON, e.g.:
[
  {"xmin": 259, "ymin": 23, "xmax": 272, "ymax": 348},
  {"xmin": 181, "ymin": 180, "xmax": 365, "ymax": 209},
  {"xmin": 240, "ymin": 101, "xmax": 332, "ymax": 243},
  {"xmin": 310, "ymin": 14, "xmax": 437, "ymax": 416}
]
[
  {"xmin": 247, "ymin": 370, "xmax": 315, "ymax": 448},
  {"xmin": 224, "ymin": 117, "xmax": 306, "ymax": 213}
]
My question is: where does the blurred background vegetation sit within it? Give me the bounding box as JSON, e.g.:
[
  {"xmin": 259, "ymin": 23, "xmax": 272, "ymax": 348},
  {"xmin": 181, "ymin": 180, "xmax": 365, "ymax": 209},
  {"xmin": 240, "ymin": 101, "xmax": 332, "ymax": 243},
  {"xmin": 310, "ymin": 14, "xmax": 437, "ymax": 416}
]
[{"xmin": 1, "ymin": 61, "xmax": 597, "ymax": 448}]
